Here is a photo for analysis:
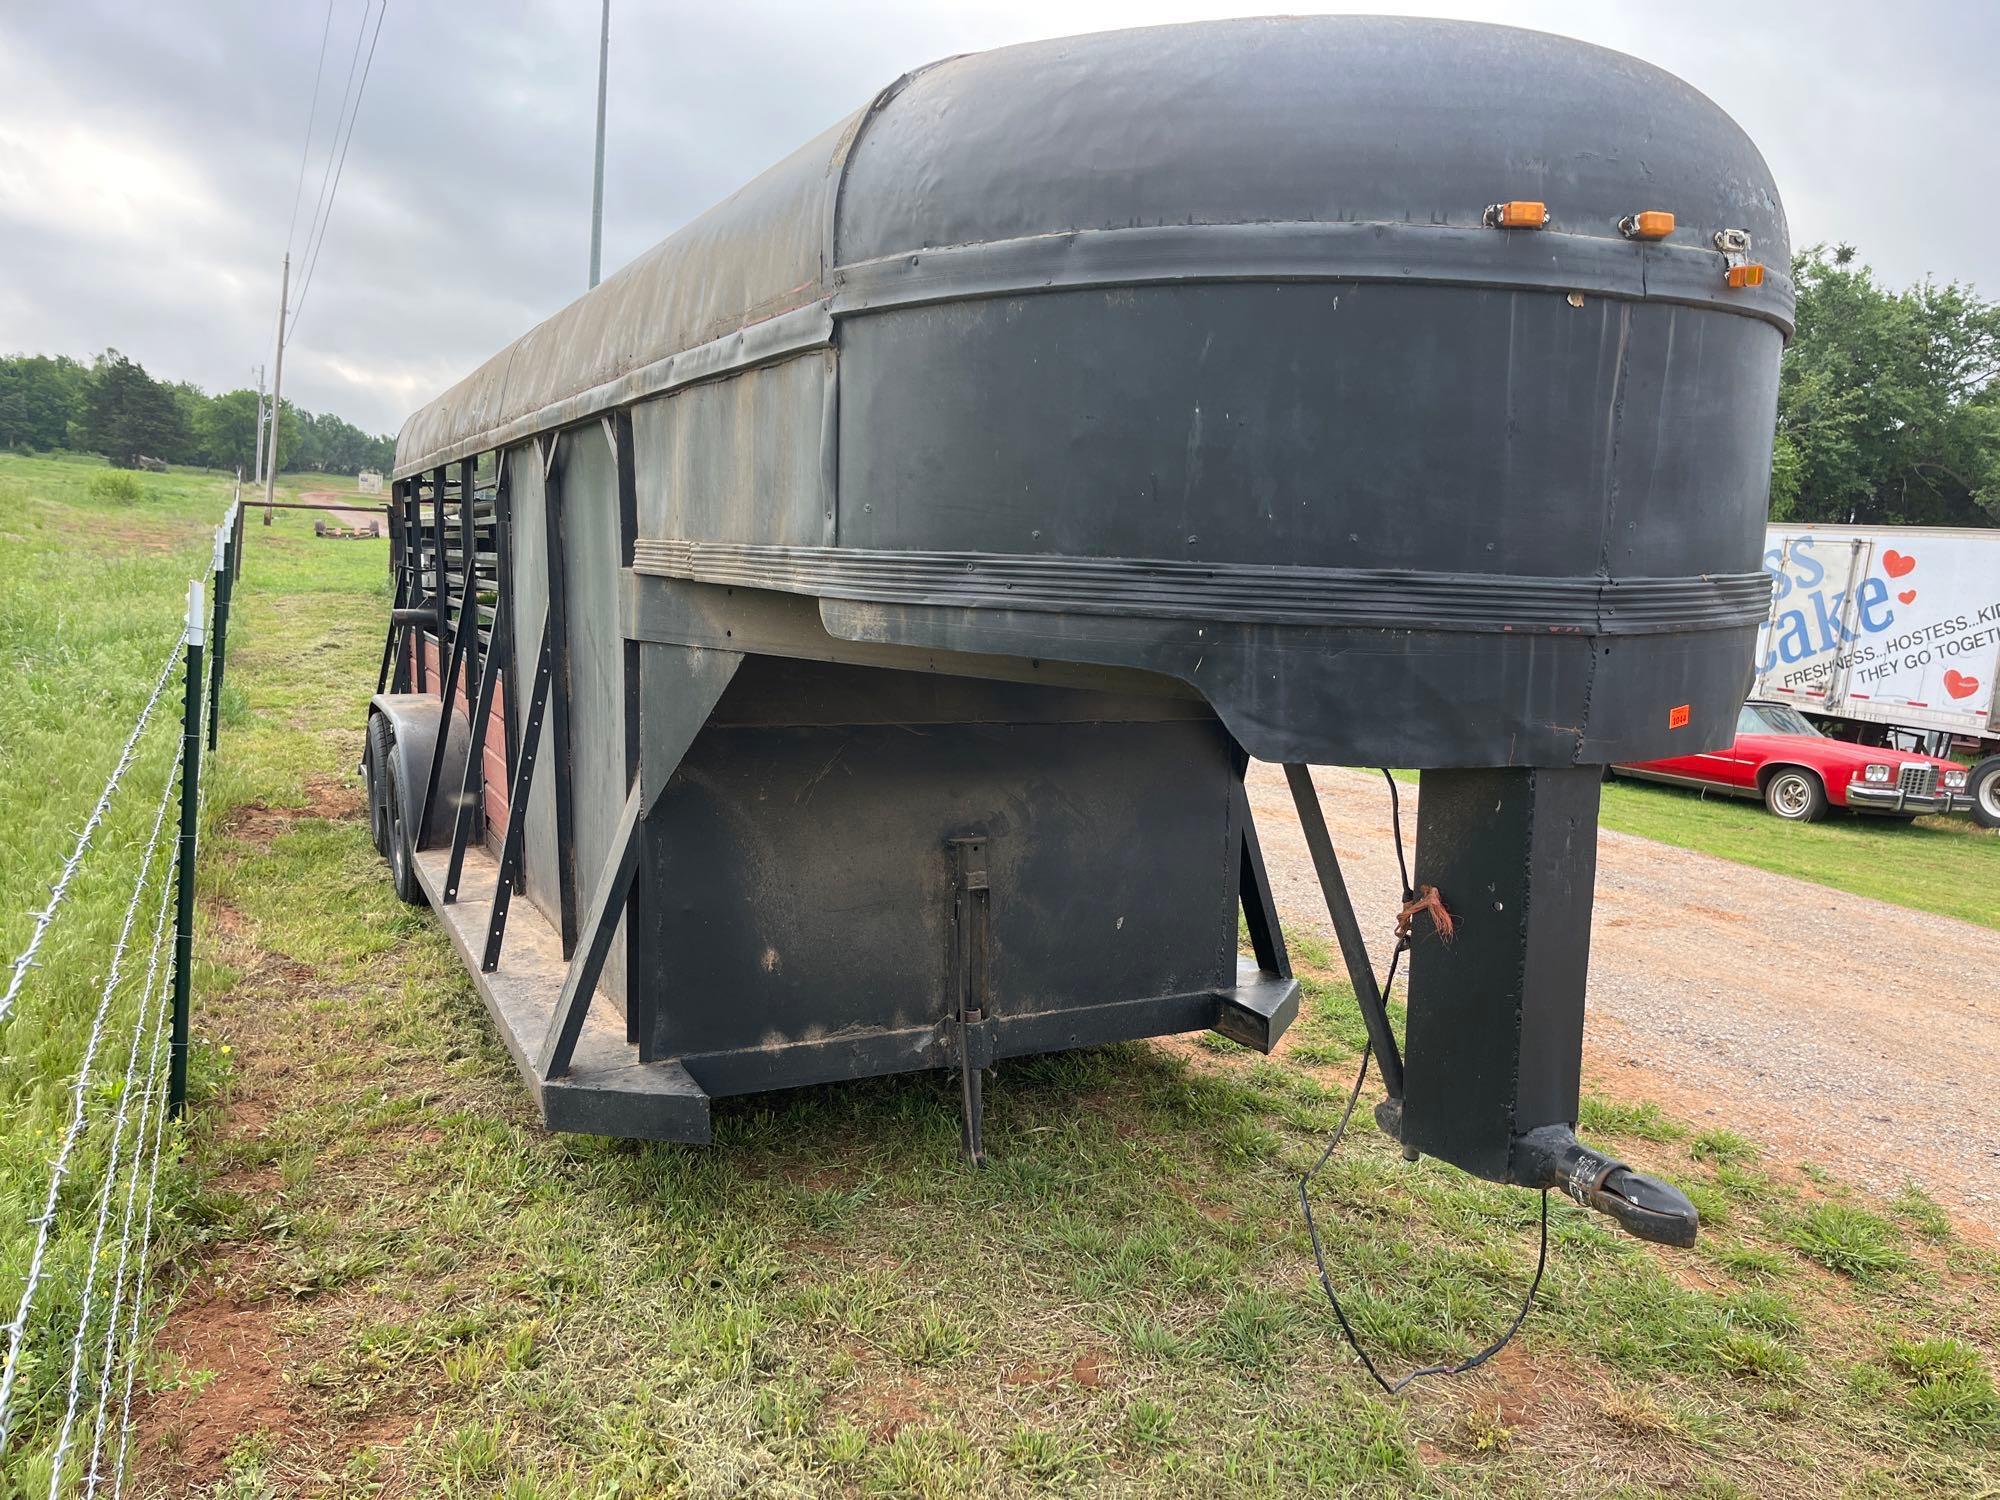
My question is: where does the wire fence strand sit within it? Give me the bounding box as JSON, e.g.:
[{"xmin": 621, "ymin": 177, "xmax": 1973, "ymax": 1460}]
[
  {"xmin": 42, "ymin": 961, "xmax": 156, "ymax": 1500},
  {"xmin": 75, "ymin": 825, "xmax": 179, "ymax": 1497},
  {"xmin": 0, "ymin": 632, "xmax": 186, "ymax": 1030},
  {"xmin": 0, "ymin": 735, "xmax": 185, "ymax": 1453}
]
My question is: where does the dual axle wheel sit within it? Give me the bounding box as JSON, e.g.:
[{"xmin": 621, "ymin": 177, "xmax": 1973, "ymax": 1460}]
[{"xmin": 361, "ymin": 712, "xmax": 426, "ymax": 906}]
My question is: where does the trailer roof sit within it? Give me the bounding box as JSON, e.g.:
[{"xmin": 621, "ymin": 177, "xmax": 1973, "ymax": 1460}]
[{"xmin": 395, "ymin": 16, "xmax": 1792, "ymax": 479}]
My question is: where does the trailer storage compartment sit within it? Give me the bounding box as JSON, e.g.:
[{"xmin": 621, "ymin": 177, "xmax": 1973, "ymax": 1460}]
[{"xmin": 364, "ymin": 15, "xmax": 1793, "ymax": 1244}]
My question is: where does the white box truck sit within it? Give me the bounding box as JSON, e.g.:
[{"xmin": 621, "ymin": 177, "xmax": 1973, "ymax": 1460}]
[{"xmin": 1755, "ymin": 523, "xmax": 2000, "ymax": 826}]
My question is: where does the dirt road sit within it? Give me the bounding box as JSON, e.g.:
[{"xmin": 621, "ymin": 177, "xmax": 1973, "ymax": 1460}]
[
  {"xmin": 298, "ymin": 488, "xmax": 385, "ymax": 536},
  {"xmin": 1247, "ymin": 763, "xmax": 2000, "ymax": 1228}
]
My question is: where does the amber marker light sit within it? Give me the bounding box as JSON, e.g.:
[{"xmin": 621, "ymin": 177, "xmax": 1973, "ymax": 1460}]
[
  {"xmin": 1620, "ymin": 210, "xmax": 1675, "ymax": 240},
  {"xmin": 1725, "ymin": 262, "xmax": 1766, "ymax": 288},
  {"xmin": 1486, "ymin": 200, "xmax": 1549, "ymax": 229}
]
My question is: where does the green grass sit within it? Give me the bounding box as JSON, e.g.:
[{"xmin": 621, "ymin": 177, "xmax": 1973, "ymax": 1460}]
[
  {"xmin": 0, "ymin": 453, "xmax": 368, "ymax": 1493},
  {"xmin": 1599, "ymin": 775, "xmax": 1998, "ymax": 930},
  {"xmin": 4, "ymin": 450, "xmax": 1999, "ymax": 1496}
]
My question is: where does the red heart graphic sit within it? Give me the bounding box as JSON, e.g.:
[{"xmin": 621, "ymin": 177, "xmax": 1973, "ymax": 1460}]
[
  {"xmin": 1944, "ymin": 670, "xmax": 1980, "ymax": 700},
  {"xmin": 1883, "ymin": 550, "xmax": 1916, "ymax": 578},
  {"xmin": 1898, "ymin": 589, "xmax": 1917, "ymax": 605}
]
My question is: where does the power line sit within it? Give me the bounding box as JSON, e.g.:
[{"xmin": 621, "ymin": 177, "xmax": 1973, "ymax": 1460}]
[
  {"xmin": 290, "ymin": 0, "xmax": 389, "ymax": 342},
  {"xmin": 284, "ymin": 0, "xmax": 337, "ymax": 263},
  {"xmin": 295, "ymin": 0, "xmax": 371, "ymax": 294}
]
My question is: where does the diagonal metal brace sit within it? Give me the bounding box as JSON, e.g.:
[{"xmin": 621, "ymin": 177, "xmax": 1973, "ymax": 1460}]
[
  {"xmin": 481, "ymin": 607, "xmax": 554, "ymax": 973},
  {"xmin": 535, "ymin": 785, "xmax": 643, "ymax": 1081},
  {"xmin": 1283, "ymin": 763, "xmax": 1405, "ymax": 1100},
  {"xmin": 444, "ymin": 588, "xmax": 509, "ymax": 903}
]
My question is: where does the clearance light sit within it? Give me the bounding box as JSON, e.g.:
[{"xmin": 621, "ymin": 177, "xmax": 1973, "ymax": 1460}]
[
  {"xmin": 1486, "ymin": 200, "xmax": 1549, "ymax": 229},
  {"xmin": 1620, "ymin": 210, "xmax": 1676, "ymax": 240},
  {"xmin": 1725, "ymin": 263, "xmax": 1766, "ymax": 289},
  {"xmin": 1862, "ymin": 763, "xmax": 1892, "ymax": 784}
]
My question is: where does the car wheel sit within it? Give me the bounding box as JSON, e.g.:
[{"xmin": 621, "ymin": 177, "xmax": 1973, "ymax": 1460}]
[
  {"xmin": 1969, "ymin": 755, "xmax": 2000, "ymax": 831},
  {"xmin": 1763, "ymin": 768, "xmax": 1827, "ymax": 823},
  {"xmin": 363, "ymin": 712, "xmax": 394, "ymax": 859}
]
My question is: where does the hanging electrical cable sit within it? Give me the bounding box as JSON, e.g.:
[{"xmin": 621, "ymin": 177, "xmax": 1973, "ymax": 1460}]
[{"xmin": 1296, "ymin": 769, "xmax": 1551, "ymax": 1395}]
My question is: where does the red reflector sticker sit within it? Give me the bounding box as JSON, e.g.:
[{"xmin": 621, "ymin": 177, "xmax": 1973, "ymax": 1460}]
[{"xmin": 1667, "ymin": 704, "xmax": 1691, "ymax": 729}]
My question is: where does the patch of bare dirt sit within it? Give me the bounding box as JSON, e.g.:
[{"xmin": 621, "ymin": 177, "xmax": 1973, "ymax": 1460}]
[
  {"xmin": 827, "ymin": 1349, "xmax": 935, "ymax": 1442},
  {"xmin": 139, "ymin": 1285, "xmax": 294, "ymax": 1488},
  {"xmin": 1000, "ymin": 1349, "xmax": 1113, "ymax": 1390},
  {"xmin": 224, "ymin": 775, "xmax": 365, "ymax": 848}
]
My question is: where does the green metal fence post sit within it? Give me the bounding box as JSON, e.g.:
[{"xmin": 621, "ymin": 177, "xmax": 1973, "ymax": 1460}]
[
  {"xmin": 206, "ymin": 522, "xmax": 232, "ymax": 752},
  {"xmin": 169, "ymin": 581, "xmax": 205, "ymax": 1118}
]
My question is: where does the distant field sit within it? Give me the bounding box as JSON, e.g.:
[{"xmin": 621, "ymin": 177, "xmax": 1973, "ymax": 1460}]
[
  {"xmin": 1599, "ymin": 776, "xmax": 1998, "ymax": 931},
  {"xmin": 3, "ymin": 451, "xmax": 1996, "ymax": 1497}
]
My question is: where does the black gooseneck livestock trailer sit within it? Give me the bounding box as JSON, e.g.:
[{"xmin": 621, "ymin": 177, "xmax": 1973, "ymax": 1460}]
[{"xmin": 364, "ymin": 16, "xmax": 1790, "ymax": 1249}]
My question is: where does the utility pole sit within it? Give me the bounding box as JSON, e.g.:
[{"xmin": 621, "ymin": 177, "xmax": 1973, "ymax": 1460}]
[
  {"xmin": 589, "ymin": 0, "xmax": 610, "ymax": 289},
  {"xmin": 264, "ymin": 254, "xmax": 290, "ymax": 526},
  {"xmin": 251, "ymin": 364, "xmax": 269, "ymax": 487}
]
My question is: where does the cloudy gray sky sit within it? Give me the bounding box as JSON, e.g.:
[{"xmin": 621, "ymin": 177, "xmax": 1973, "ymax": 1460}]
[{"xmin": 2, "ymin": 1, "xmax": 1993, "ymax": 438}]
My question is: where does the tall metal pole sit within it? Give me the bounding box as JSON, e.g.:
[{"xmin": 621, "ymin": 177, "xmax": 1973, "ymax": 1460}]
[
  {"xmin": 251, "ymin": 364, "xmax": 269, "ymax": 487},
  {"xmin": 169, "ymin": 581, "xmax": 205, "ymax": 1118},
  {"xmin": 263, "ymin": 254, "xmax": 290, "ymax": 526},
  {"xmin": 588, "ymin": 0, "xmax": 610, "ymax": 289}
]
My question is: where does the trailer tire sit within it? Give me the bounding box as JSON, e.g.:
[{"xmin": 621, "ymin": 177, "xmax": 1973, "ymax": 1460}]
[
  {"xmin": 363, "ymin": 712, "xmax": 394, "ymax": 859},
  {"xmin": 381, "ymin": 726, "xmax": 427, "ymax": 907},
  {"xmin": 1763, "ymin": 767, "xmax": 1827, "ymax": 823},
  {"xmin": 1970, "ymin": 755, "xmax": 2000, "ymax": 831}
]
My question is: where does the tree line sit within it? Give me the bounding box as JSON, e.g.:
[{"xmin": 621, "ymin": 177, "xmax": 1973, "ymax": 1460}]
[
  {"xmin": 0, "ymin": 349, "xmax": 395, "ymax": 475},
  {"xmin": 1775, "ymin": 246, "xmax": 1998, "ymax": 528}
]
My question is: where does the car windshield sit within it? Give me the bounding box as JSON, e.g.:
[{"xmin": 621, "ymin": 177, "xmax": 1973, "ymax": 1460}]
[{"xmin": 1738, "ymin": 703, "xmax": 1820, "ymax": 737}]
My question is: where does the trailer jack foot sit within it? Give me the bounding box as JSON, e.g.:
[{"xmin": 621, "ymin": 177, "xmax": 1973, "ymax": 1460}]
[
  {"xmin": 958, "ymin": 1027, "xmax": 987, "ymax": 1168},
  {"xmin": 1513, "ymin": 1125, "xmax": 1699, "ymax": 1247},
  {"xmin": 948, "ymin": 835, "xmax": 995, "ymax": 1167}
]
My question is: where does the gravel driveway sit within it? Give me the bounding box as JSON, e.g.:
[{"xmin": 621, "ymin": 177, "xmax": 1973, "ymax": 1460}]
[{"xmin": 1245, "ymin": 763, "xmax": 2000, "ymax": 1229}]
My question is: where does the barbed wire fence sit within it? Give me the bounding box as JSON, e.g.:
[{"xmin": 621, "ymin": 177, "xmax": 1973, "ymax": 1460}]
[{"xmin": 0, "ymin": 493, "xmax": 246, "ymax": 1496}]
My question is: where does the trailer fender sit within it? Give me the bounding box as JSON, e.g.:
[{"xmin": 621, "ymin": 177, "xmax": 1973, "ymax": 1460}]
[{"xmin": 367, "ymin": 693, "xmax": 474, "ymax": 849}]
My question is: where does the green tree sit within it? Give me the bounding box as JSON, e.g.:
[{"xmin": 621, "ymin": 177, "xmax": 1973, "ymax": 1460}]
[
  {"xmin": 1776, "ymin": 246, "xmax": 2000, "ymax": 526},
  {"xmin": 168, "ymin": 382, "xmax": 210, "ymax": 466},
  {"xmin": 197, "ymin": 388, "xmax": 263, "ymax": 473},
  {"xmin": 78, "ymin": 350, "xmax": 186, "ymax": 468},
  {"xmin": 267, "ymin": 398, "xmax": 304, "ymax": 473},
  {"xmin": 0, "ymin": 354, "xmax": 88, "ymax": 450}
]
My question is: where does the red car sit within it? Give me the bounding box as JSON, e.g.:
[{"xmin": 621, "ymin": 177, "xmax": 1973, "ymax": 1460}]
[{"xmin": 1615, "ymin": 701, "xmax": 1975, "ymax": 822}]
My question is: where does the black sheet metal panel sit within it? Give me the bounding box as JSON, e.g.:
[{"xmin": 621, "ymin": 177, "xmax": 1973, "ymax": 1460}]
[
  {"xmin": 1400, "ymin": 767, "xmax": 1602, "ymax": 1182},
  {"xmin": 639, "ymin": 657, "xmax": 1240, "ymax": 1097},
  {"xmin": 555, "ymin": 424, "xmax": 630, "ymax": 1009}
]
